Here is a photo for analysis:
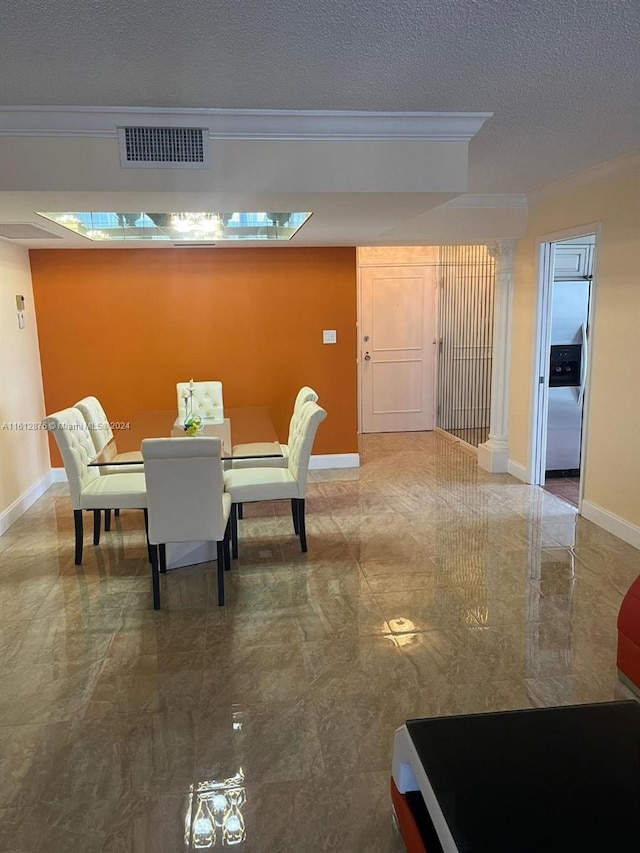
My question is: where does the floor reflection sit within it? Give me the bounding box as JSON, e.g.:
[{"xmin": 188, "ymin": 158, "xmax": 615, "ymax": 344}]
[{"xmin": 185, "ymin": 770, "xmax": 246, "ymax": 849}]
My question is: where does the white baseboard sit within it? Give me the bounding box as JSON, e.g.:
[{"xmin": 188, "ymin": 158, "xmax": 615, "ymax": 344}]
[
  {"xmin": 0, "ymin": 472, "xmax": 52, "ymax": 535},
  {"xmin": 581, "ymin": 499, "xmax": 640, "ymax": 551},
  {"xmin": 434, "ymin": 427, "xmax": 478, "ymax": 456},
  {"xmin": 434, "ymin": 427, "xmax": 453, "ymax": 440},
  {"xmin": 309, "ymin": 453, "xmax": 360, "ymax": 469},
  {"xmin": 507, "ymin": 459, "xmax": 529, "ymax": 482},
  {"xmin": 53, "ymin": 456, "xmax": 359, "ymax": 483}
]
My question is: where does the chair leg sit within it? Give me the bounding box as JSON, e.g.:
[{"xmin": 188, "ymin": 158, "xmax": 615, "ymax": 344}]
[
  {"xmin": 297, "ymin": 499, "xmax": 307, "ymax": 552},
  {"xmin": 93, "ymin": 510, "xmax": 101, "ymax": 545},
  {"xmin": 223, "ymin": 521, "xmax": 231, "ymax": 571},
  {"xmin": 237, "ymin": 502, "xmax": 243, "ymax": 520},
  {"xmin": 104, "ymin": 509, "xmax": 111, "ymax": 531},
  {"xmin": 150, "ymin": 544, "xmax": 161, "ymax": 610},
  {"xmin": 291, "ymin": 498, "xmax": 300, "ymax": 535},
  {"xmin": 216, "ymin": 540, "xmax": 226, "ymax": 606},
  {"xmin": 74, "ymin": 510, "xmax": 83, "ymax": 565},
  {"xmin": 159, "ymin": 544, "xmax": 167, "ymax": 574},
  {"xmin": 231, "ymin": 504, "xmax": 239, "ymax": 559},
  {"xmin": 143, "ymin": 509, "xmax": 153, "ymax": 563}
]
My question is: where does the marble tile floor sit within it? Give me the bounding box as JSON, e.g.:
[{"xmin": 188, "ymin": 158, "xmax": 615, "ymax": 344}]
[
  {"xmin": 543, "ymin": 476, "xmax": 580, "ymax": 507},
  {"xmin": 1, "ymin": 432, "xmax": 638, "ymax": 852}
]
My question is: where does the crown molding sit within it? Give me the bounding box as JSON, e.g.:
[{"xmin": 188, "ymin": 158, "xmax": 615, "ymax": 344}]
[
  {"xmin": 528, "ymin": 149, "xmax": 640, "ymax": 205},
  {"xmin": 0, "ymin": 106, "xmax": 493, "ymax": 142},
  {"xmin": 439, "ymin": 193, "xmax": 528, "ymax": 209}
]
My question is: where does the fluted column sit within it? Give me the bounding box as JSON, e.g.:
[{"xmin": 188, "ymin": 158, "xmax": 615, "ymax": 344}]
[{"xmin": 477, "ymin": 239, "xmax": 516, "ymax": 474}]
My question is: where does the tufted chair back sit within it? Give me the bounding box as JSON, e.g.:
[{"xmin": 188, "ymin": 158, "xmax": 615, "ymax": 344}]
[
  {"xmin": 142, "ymin": 437, "xmax": 230, "ymax": 546},
  {"xmin": 287, "ymin": 401, "xmax": 327, "ymax": 496},
  {"xmin": 177, "ymin": 381, "xmax": 224, "ymax": 421},
  {"xmin": 74, "ymin": 396, "xmax": 113, "ymax": 454},
  {"xmin": 286, "ymin": 386, "xmax": 319, "ymax": 446},
  {"xmin": 44, "ymin": 407, "xmax": 100, "ymax": 508}
]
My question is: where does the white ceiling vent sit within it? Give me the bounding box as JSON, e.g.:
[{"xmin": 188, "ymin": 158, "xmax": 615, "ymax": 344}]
[
  {"xmin": 117, "ymin": 126, "xmax": 209, "ymax": 169},
  {"xmin": 0, "ymin": 223, "xmax": 62, "ymax": 239}
]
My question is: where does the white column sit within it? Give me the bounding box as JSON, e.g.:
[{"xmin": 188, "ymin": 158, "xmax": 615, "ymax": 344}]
[{"xmin": 477, "ymin": 239, "xmax": 516, "ymax": 474}]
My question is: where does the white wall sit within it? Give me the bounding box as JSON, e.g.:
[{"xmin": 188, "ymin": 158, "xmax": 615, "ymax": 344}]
[
  {"xmin": 0, "ymin": 241, "xmax": 50, "ymax": 533},
  {"xmin": 509, "ymin": 162, "xmax": 640, "ymax": 547}
]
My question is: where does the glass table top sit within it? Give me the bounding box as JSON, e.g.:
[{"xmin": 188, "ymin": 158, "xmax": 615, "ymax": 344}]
[{"xmin": 89, "ymin": 408, "xmax": 282, "ymax": 467}]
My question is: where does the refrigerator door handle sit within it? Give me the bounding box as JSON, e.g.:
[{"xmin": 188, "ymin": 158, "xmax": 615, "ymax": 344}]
[{"xmin": 578, "ymin": 322, "xmax": 588, "ymax": 406}]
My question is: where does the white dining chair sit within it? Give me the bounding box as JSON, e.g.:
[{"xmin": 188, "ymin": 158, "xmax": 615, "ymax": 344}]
[
  {"xmin": 177, "ymin": 381, "xmax": 224, "ymax": 422},
  {"xmin": 231, "ymin": 385, "xmax": 319, "ymax": 469},
  {"xmin": 75, "ymin": 395, "xmax": 144, "ymax": 531},
  {"xmin": 223, "ymin": 401, "xmax": 327, "ymax": 556},
  {"xmin": 44, "ymin": 407, "xmax": 147, "ymax": 565},
  {"xmin": 141, "ymin": 437, "xmax": 231, "ymax": 610}
]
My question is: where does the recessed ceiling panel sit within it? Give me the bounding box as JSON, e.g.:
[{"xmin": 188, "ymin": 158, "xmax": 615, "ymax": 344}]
[{"xmin": 36, "ymin": 211, "xmax": 312, "ymax": 242}]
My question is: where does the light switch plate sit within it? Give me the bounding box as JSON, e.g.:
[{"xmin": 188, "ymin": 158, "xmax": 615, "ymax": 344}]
[{"xmin": 323, "ymin": 329, "xmax": 337, "ymax": 344}]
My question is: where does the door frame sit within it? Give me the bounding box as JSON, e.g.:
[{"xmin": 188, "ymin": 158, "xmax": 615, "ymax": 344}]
[
  {"xmin": 528, "ymin": 222, "xmax": 602, "ymax": 511},
  {"xmin": 356, "ymin": 249, "xmax": 440, "ymax": 434}
]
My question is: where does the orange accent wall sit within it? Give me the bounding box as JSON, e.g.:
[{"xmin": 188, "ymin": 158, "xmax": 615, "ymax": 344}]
[{"xmin": 30, "ymin": 247, "xmax": 358, "ymax": 466}]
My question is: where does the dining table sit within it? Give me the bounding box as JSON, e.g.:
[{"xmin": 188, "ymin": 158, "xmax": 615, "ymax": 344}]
[
  {"xmin": 88, "ymin": 407, "xmax": 283, "ymax": 570},
  {"xmin": 88, "ymin": 407, "xmax": 282, "ymax": 467}
]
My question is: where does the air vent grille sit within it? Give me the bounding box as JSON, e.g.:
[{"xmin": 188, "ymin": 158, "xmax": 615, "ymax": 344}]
[
  {"xmin": 118, "ymin": 127, "xmax": 209, "ymax": 169},
  {"xmin": 0, "ymin": 223, "xmax": 62, "ymax": 239}
]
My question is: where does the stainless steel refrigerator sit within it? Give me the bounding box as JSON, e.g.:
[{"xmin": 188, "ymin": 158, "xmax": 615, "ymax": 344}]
[{"xmin": 545, "ymin": 279, "xmax": 591, "ymax": 475}]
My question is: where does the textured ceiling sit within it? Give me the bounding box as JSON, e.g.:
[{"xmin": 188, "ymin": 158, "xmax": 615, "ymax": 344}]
[{"xmin": 1, "ymin": 0, "xmax": 639, "ymax": 193}]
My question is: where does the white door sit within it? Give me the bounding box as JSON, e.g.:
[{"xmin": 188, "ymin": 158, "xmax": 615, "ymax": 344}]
[{"xmin": 360, "ymin": 265, "xmax": 436, "ymax": 432}]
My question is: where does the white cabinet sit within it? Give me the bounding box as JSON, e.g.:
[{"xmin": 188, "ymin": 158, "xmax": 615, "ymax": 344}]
[{"xmin": 554, "ymin": 244, "xmax": 593, "ymax": 279}]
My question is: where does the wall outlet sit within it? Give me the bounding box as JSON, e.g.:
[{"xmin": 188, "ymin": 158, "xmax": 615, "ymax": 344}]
[{"xmin": 323, "ymin": 329, "xmax": 337, "ymax": 344}]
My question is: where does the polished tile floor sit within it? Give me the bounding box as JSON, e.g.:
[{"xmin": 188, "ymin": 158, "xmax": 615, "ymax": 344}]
[
  {"xmin": 543, "ymin": 475, "xmax": 580, "ymax": 507},
  {"xmin": 1, "ymin": 433, "xmax": 638, "ymax": 852}
]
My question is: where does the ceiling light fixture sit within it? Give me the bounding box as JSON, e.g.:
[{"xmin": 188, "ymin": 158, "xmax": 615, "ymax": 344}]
[{"xmin": 171, "ymin": 212, "xmax": 223, "ymax": 236}]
